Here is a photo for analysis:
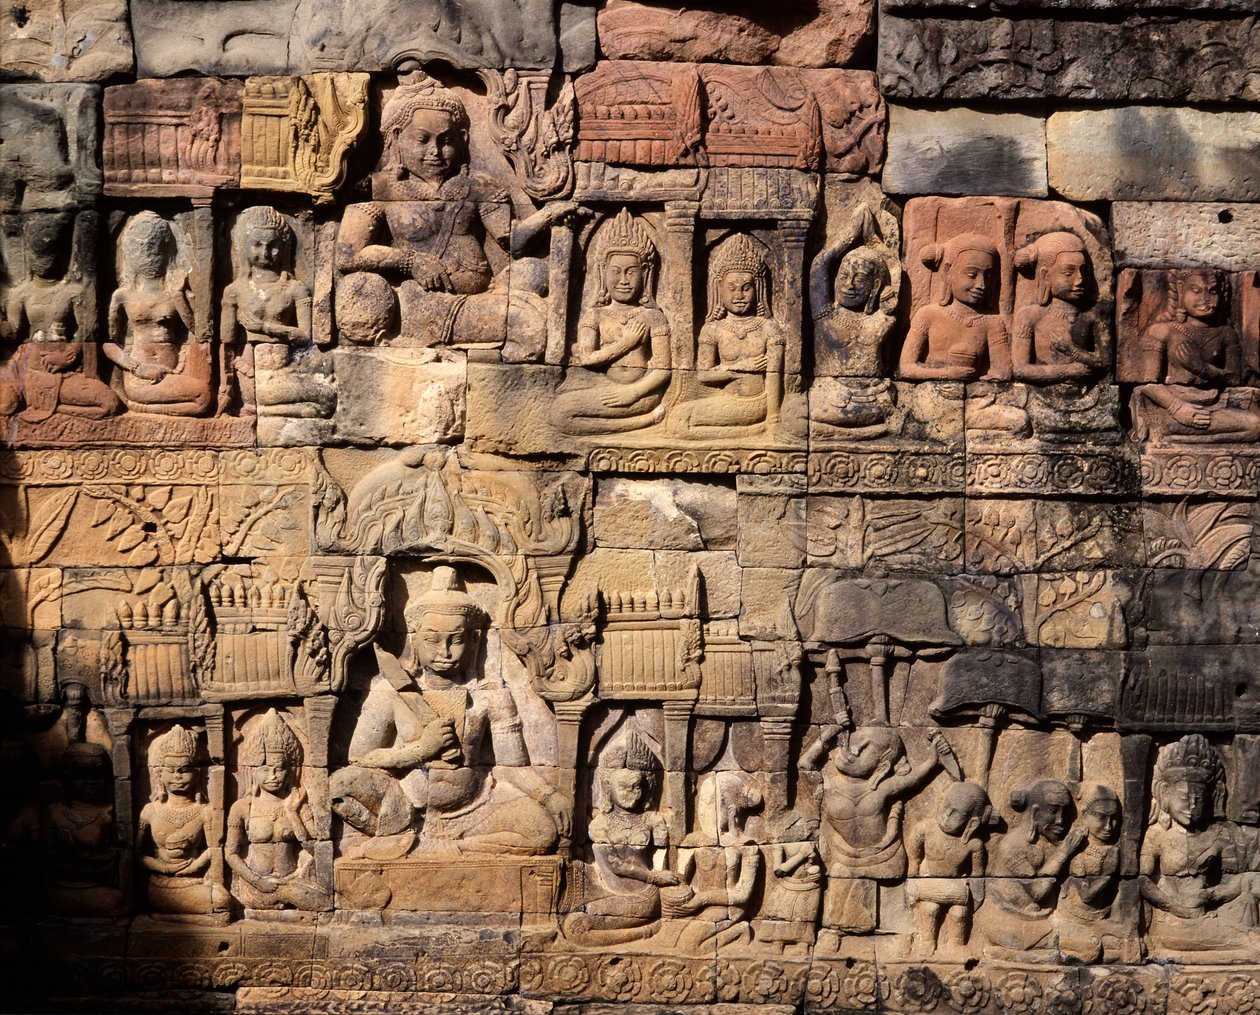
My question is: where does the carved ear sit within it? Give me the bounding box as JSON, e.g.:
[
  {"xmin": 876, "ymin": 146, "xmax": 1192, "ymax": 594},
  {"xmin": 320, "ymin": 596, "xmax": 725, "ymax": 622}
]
[{"xmin": 963, "ymin": 816, "xmax": 981, "ymax": 841}]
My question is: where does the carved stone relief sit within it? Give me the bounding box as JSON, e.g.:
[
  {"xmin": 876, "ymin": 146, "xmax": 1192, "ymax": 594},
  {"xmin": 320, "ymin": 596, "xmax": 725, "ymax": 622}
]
[{"xmin": 2, "ymin": 4, "xmax": 1259, "ymax": 1011}]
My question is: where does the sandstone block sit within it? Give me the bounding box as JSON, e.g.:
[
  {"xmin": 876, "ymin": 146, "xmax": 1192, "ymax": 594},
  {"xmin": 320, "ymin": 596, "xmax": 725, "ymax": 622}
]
[
  {"xmin": 0, "ymin": 0, "xmax": 133, "ymax": 81},
  {"xmin": 331, "ymin": 349, "xmax": 464, "ymax": 447},
  {"xmin": 0, "ymin": 84, "xmax": 99, "ymax": 212},
  {"xmin": 1048, "ymin": 108, "xmax": 1260, "ymax": 202},
  {"xmin": 596, "ymin": 0, "xmax": 874, "ymax": 68},
  {"xmin": 880, "ymin": 14, "xmax": 1260, "ymax": 102},
  {"xmin": 593, "ymin": 478, "xmax": 737, "ymax": 551},
  {"xmin": 884, "ymin": 106, "xmax": 1047, "ymax": 197},
  {"xmin": 1112, "ymin": 202, "xmax": 1260, "ymax": 271}
]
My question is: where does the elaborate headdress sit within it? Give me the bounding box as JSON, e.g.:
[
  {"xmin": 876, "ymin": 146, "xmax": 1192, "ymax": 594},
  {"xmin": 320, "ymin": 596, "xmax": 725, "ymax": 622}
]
[
  {"xmin": 597, "ymin": 729, "xmax": 661, "ymax": 812},
  {"xmin": 147, "ymin": 724, "xmax": 204, "ymax": 802},
  {"xmin": 381, "ymin": 72, "xmax": 470, "ymax": 140},
  {"xmin": 707, "ymin": 232, "xmax": 770, "ymax": 321},
  {"xmin": 1152, "ymin": 733, "xmax": 1225, "ymax": 827},
  {"xmin": 240, "ymin": 708, "xmax": 301, "ymax": 770},
  {"xmin": 405, "ymin": 566, "xmax": 489, "ymax": 631},
  {"xmin": 232, "ymin": 206, "xmax": 294, "ymax": 277},
  {"xmin": 592, "ymin": 209, "xmax": 657, "ymax": 307},
  {"xmin": 921, "ymin": 232, "xmax": 1000, "ymax": 307},
  {"xmin": 1014, "ymin": 231, "xmax": 1089, "ymax": 306}
]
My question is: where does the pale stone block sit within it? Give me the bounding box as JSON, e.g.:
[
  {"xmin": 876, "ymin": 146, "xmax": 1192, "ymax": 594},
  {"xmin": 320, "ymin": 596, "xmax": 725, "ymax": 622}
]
[
  {"xmin": 1112, "ymin": 201, "xmax": 1260, "ymax": 270},
  {"xmin": 884, "ymin": 106, "xmax": 1047, "ymax": 197},
  {"xmin": 594, "ymin": 478, "xmax": 737, "ymax": 551},
  {"xmin": 331, "ymin": 349, "xmax": 464, "ymax": 447},
  {"xmin": 1049, "ymin": 108, "xmax": 1260, "ymax": 202}
]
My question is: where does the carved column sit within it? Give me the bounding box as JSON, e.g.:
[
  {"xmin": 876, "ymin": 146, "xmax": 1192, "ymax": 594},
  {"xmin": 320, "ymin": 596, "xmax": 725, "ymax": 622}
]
[
  {"xmin": 104, "ymin": 707, "xmax": 137, "ymax": 910},
  {"xmin": 777, "ymin": 217, "xmax": 810, "ymax": 376},
  {"xmin": 304, "ymin": 694, "xmax": 338, "ymax": 893},
  {"xmin": 202, "ymin": 706, "xmax": 227, "ymax": 893},
  {"xmin": 546, "ymin": 223, "xmax": 574, "ymax": 366},
  {"xmin": 552, "ymin": 698, "xmax": 591, "ymax": 852},
  {"xmin": 663, "ymin": 200, "xmax": 699, "ymax": 369},
  {"xmin": 662, "ymin": 698, "xmax": 695, "ymax": 854}
]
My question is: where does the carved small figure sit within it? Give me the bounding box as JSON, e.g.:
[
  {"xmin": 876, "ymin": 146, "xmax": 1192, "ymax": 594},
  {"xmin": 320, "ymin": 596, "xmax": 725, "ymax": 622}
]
[
  {"xmin": 563, "ymin": 730, "xmax": 678, "ymax": 945},
  {"xmin": 1058, "ymin": 783, "xmax": 1127, "ymax": 963},
  {"xmin": 551, "ymin": 209, "xmax": 672, "ymax": 435},
  {"xmin": 0, "ymin": 213, "xmax": 120, "ymax": 422},
  {"xmin": 334, "ymin": 73, "xmax": 568, "ymax": 356},
  {"xmin": 138, "ymin": 724, "xmax": 229, "ymax": 919},
  {"xmin": 901, "ymin": 234, "xmax": 1011, "ymax": 383},
  {"xmin": 104, "ymin": 213, "xmax": 213, "ymax": 417},
  {"xmin": 221, "ymin": 207, "xmax": 334, "ymax": 420},
  {"xmin": 906, "ymin": 780, "xmax": 994, "ymax": 957},
  {"xmin": 1140, "ymin": 734, "xmax": 1257, "ymax": 957},
  {"xmin": 42, "ymin": 742, "xmax": 124, "ymax": 916},
  {"xmin": 331, "ymin": 567, "xmax": 566, "ymax": 857},
  {"xmin": 226, "ymin": 710, "xmax": 331, "ymax": 914},
  {"xmin": 803, "ymin": 725, "xmax": 952, "ymax": 939},
  {"xmin": 984, "ymin": 778, "xmax": 1085, "ymax": 955},
  {"xmin": 1012, "ymin": 232, "xmax": 1109, "ymax": 384},
  {"xmin": 674, "ymin": 232, "xmax": 787, "ymax": 433},
  {"xmin": 810, "ymin": 205, "xmax": 895, "ymax": 378},
  {"xmin": 662, "ymin": 770, "xmax": 763, "ymax": 948},
  {"xmin": 1133, "ymin": 269, "xmax": 1260, "ymax": 443},
  {"xmin": 755, "ymin": 842, "xmax": 823, "ymax": 954}
]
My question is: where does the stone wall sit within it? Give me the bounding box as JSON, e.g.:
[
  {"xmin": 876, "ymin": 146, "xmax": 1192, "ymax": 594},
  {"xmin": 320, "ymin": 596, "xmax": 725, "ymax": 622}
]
[{"xmin": 1, "ymin": 0, "xmax": 1258, "ymax": 1011}]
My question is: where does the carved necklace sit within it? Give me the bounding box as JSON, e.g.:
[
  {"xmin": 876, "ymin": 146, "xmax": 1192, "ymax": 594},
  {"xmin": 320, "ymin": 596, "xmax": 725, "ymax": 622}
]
[
  {"xmin": 157, "ymin": 798, "xmax": 204, "ymax": 826},
  {"xmin": 941, "ymin": 304, "xmax": 984, "ymax": 328}
]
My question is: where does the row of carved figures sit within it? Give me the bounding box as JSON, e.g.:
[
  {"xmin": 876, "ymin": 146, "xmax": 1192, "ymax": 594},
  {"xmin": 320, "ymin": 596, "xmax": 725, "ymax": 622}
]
[
  {"xmin": 12, "ymin": 700, "xmax": 1260, "ymax": 968},
  {"xmin": 3, "ymin": 201, "xmax": 1257, "ymax": 448}
]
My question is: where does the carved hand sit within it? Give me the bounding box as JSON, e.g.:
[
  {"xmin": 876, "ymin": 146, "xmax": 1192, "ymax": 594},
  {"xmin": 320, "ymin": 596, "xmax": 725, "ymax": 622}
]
[
  {"xmin": 134, "ymin": 361, "xmax": 170, "ymax": 382},
  {"xmin": 1169, "ymin": 402, "xmax": 1212, "ymax": 429},
  {"xmin": 408, "ymin": 252, "xmax": 453, "ymax": 292}
]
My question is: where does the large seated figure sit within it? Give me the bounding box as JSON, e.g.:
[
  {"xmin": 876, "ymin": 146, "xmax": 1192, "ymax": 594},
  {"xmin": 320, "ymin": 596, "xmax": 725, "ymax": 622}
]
[
  {"xmin": 330, "ymin": 567, "xmax": 566, "ymax": 857},
  {"xmin": 334, "ymin": 73, "xmax": 565, "ymax": 359}
]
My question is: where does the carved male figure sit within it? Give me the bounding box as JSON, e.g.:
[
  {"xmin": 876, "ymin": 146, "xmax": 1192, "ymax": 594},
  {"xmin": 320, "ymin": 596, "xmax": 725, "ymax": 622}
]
[
  {"xmin": 810, "ymin": 205, "xmax": 894, "ymax": 378},
  {"xmin": 331, "ymin": 567, "xmax": 566, "ymax": 856}
]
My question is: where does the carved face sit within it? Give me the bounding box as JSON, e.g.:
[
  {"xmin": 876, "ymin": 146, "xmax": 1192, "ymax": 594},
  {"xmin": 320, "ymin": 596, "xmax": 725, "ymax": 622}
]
[
  {"xmin": 247, "ymin": 227, "xmax": 285, "ymax": 272},
  {"xmin": 160, "ymin": 754, "xmax": 198, "ymax": 797},
  {"xmin": 835, "ymin": 728, "xmax": 899, "ymax": 779},
  {"xmin": 947, "ymin": 249, "xmax": 995, "ymax": 308},
  {"xmin": 603, "ymin": 253, "xmax": 646, "ymax": 305},
  {"xmin": 719, "ymin": 269, "xmax": 756, "ymax": 316},
  {"xmin": 1085, "ymin": 796, "xmax": 1121, "ymax": 843},
  {"xmin": 605, "ymin": 767, "xmax": 649, "ymax": 812},
  {"xmin": 27, "ymin": 214, "xmax": 72, "ymax": 279},
  {"xmin": 836, "ymin": 255, "xmax": 879, "ymax": 311},
  {"xmin": 1162, "ymin": 777, "xmax": 1209, "ymax": 830},
  {"xmin": 413, "ymin": 610, "xmax": 476, "ymax": 679},
  {"xmin": 1030, "ymin": 788, "xmax": 1072, "ymax": 842},
  {"xmin": 397, "ymin": 108, "xmax": 464, "ymax": 184},
  {"xmin": 1047, "ymin": 251, "xmax": 1087, "ymax": 304},
  {"xmin": 255, "ymin": 750, "xmax": 292, "ymax": 794},
  {"xmin": 1179, "ymin": 273, "xmax": 1222, "ymax": 322}
]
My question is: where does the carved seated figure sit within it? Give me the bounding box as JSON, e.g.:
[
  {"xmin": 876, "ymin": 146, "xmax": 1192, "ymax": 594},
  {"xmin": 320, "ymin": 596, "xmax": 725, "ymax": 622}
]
[
  {"xmin": 1012, "ymin": 231, "xmax": 1117, "ymax": 442},
  {"xmin": 562, "ymin": 730, "xmax": 678, "ymax": 946},
  {"xmin": 906, "ymin": 780, "xmax": 993, "ymax": 957},
  {"xmin": 983, "ymin": 778, "xmax": 1085, "ymax": 956},
  {"xmin": 330, "ymin": 568, "xmax": 566, "ymax": 858},
  {"xmin": 42, "ymin": 742, "xmax": 124, "ymax": 916},
  {"xmin": 803, "ymin": 725, "xmax": 951, "ymax": 941},
  {"xmin": 226, "ymin": 709, "xmax": 331, "ymax": 914},
  {"xmin": 811, "ymin": 204, "xmax": 895, "ymax": 378},
  {"xmin": 0, "ymin": 212, "xmax": 120, "ymax": 422},
  {"xmin": 672, "ymin": 233, "xmax": 788, "ymax": 435},
  {"xmin": 1133, "ymin": 269, "xmax": 1260, "ymax": 444},
  {"xmin": 550, "ymin": 209, "xmax": 672, "ymax": 436},
  {"xmin": 104, "ymin": 212, "xmax": 213, "ymax": 417},
  {"xmin": 661, "ymin": 770, "xmax": 763, "ymax": 949},
  {"xmin": 1058, "ymin": 783, "xmax": 1129, "ymax": 963},
  {"xmin": 138, "ymin": 725, "xmax": 229, "ymax": 919},
  {"xmin": 334, "ymin": 73, "xmax": 563, "ymax": 358},
  {"xmin": 901, "ymin": 233, "xmax": 1026, "ymax": 437},
  {"xmin": 221, "ymin": 207, "xmax": 334, "ymax": 421},
  {"xmin": 1140, "ymin": 734, "xmax": 1258, "ymax": 959}
]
